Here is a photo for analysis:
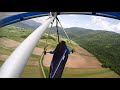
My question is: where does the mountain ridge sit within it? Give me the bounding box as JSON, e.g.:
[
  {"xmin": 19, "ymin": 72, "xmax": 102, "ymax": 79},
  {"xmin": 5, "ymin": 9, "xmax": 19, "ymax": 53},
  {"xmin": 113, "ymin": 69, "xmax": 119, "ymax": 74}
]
[{"xmin": 11, "ymin": 20, "xmax": 41, "ymax": 30}]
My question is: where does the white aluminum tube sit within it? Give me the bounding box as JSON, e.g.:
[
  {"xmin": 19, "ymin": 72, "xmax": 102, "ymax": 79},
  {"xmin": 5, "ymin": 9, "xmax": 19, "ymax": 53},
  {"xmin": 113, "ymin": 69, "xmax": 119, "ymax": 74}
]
[{"xmin": 0, "ymin": 17, "xmax": 54, "ymax": 78}]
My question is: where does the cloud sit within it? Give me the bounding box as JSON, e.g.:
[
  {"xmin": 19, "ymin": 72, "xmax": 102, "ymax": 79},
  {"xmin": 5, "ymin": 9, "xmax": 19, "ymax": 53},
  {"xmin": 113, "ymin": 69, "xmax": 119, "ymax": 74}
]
[
  {"xmin": 91, "ymin": 16, "xmax": 109, "ymax": 26},
  {"xmin": 91, "ymin": 16, "xmax": 120, "ymax": 33},
  {"xmin": 32, "ymin": 16, "xmax": 49, "ymax": 24},
  {"xmin": 32, "ymin": 16, "xmax": 70, "ymax": 28},
  {"xmin": 68, "ymin": 14, "xmax": 77, "ymax": 17},
  {"xmin": 52, "ymin": 21, "xmax": 70, "ymax": 28},
  {"xmin": 32, "ymin": 15, "xmax": 120, "ymax": 33}
]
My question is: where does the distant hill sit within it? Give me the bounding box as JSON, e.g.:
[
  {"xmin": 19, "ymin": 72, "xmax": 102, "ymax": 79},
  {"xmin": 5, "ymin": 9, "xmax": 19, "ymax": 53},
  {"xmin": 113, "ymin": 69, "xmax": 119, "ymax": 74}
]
[
  {"xmin": 48, "ymin": 26, "xmax": 120, "ymax": 75},
  {"xmin": 22, "ymin": 20, "xmax": 41, "ymax": 28},
  {"xmin": 47, "ymin": 26, "xmax": 96, "ymax": 39},
  {"xmin": 62, "ymin": 27, "xmax": 120, "ymax": 75},
  {"xmin": 11, "ymin": 20, "xmax": 41, "ymax": 30}
]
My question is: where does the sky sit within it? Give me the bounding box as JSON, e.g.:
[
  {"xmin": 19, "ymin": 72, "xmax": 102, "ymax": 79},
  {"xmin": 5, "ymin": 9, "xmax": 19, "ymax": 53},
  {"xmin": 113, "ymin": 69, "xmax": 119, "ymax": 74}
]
[{"xmin": 32, "ymin": 14, "xmax": 120, "ymax": 34}]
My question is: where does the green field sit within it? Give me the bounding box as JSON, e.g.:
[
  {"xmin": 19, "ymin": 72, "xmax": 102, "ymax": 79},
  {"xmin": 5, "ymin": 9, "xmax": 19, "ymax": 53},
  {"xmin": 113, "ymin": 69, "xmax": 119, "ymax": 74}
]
[
  {"xmin": 40, "ymin": 67, "xmax": 120, "ymax": 78},
  {"xmin": 20, "ymin": 65, "xmax": 43, "ymax": 78},
  {"xmin": 0, "ymin": 25, "xmax": 120, "ymax": 78},
  {"xmin": 62, "ymin": 68, "xmax": 120, "ymax": 78},
  {"xmin": 1, "ymin": 59, "xmax": 119, "ymax": 78},
  {"xmin": 56, "ymin": 27, "xmax": 120, "ymax": 76}
]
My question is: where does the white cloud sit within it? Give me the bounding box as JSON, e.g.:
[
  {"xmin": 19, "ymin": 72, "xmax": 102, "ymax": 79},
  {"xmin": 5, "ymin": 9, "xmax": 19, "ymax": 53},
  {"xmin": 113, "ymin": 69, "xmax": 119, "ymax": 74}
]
[
  {"xmin": 32, "ymin": 16, "xmax": 49, "ymax": 24},
  {"xmin": 31, "ymin": 15, "xmax": 120, "ymax": 33},
  {"xmin": 116, "ymin": 23, "xmax": 120, "ymax": 30},
  {"xmin": 32, "ymin": 16, "xmax": 70, "ymax": 28},
  {"xmin": 91, "ymin": 16, "xmax": 109, "ymax": 26},
  {"xmin": 90, "ymin": 16, "xmax": 120, "ymax": 33},
  {"xmin": 68, "ymin": 14, "xmax": 77, "ymax": 17},
  {"xmin": 52, "ymin": 21, "xmax": 70, "ymax": 28}
]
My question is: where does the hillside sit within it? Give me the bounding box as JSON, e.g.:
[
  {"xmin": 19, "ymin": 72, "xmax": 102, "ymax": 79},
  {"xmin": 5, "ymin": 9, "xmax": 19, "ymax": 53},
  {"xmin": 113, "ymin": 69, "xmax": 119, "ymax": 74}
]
[
  {"xmin": 47, "ymin": 26, "xmax": 94, "ymax": 37},
  {"xmin": 58, "ymin": 27, "xmax": 120, "ymax": 75},
  {"xmin": 0, "ymin": 25, "xmax": 120, "ymax": 78},
  {"xmin": 11, "ymin": 20, "xmax": 41, "ymax": 30}
]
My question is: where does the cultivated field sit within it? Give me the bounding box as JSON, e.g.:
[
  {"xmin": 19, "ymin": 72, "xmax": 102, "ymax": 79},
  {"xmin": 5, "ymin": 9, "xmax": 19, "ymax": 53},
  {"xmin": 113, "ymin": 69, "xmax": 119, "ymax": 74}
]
[{"xmin": 0, "ymin": 26, "xmax": 120, "ymax": 78}]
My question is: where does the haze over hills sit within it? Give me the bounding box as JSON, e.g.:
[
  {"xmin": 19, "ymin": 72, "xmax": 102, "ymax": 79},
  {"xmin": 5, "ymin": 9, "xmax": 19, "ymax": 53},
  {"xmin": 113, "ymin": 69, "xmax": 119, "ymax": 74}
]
[
  {"xmin": 46, "ymin": 26, "xmax": 120, "ymax": 75},
  {"xmin": 11, "ymin": 20, "xmax": 41, "ymax": 30},
  {"xmin": 10, "ymin": 21, "xmax": 120, "ymax": 75}
]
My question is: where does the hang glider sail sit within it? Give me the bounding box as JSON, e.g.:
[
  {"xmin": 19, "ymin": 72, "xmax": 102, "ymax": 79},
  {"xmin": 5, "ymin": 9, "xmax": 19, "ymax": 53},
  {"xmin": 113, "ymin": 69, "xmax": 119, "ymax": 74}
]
[
  {"xmin": 0, "ymin": 12, "xmax": 49, "ymax": 27},
  {"xmin": 1, "ymin": 12, "xmax": 120, "ymax": 28}
]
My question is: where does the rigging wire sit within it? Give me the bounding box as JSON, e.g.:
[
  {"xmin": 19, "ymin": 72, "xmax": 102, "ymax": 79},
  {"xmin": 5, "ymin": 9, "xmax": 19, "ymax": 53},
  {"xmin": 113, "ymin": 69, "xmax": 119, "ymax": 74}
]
[
  {"xmin": 46, "ymin": 18, "xmax": 55, "ymax": 45},
  {"xmin": 38, "ymin": 16, "xmax": 75, "ymax": 78},
  {"xmin": 56, "ymin": 17, "xmax": 75, "ymax": 52},
  {"xmin": 56, "ymin": 18, "xmax": 60, "ymax": 43}
]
